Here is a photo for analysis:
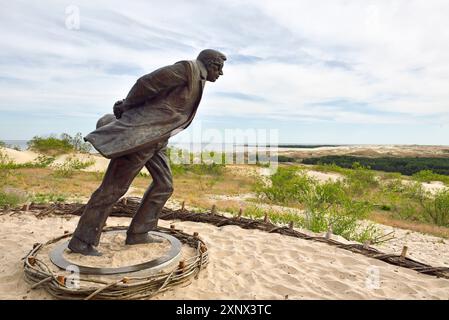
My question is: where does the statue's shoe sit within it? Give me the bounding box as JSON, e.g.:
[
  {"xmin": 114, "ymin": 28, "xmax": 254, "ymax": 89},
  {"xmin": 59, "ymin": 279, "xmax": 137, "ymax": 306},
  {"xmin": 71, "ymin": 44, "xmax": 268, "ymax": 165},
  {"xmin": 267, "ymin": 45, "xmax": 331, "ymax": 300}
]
[
  {"xmin": 126, "ymin": 232, "xmax": 163, "ymax": 245},
  {"xmin": 68, "ymin": 236, "xmax": 102, "ymax": 256}
]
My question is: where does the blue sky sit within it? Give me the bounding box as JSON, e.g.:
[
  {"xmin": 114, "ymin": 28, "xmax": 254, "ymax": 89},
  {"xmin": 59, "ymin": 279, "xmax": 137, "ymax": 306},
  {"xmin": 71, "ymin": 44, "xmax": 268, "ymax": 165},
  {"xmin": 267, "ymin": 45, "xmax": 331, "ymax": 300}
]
[{"xmin": 1, "ymin": 0, "xmax": 448, "ymax": 145}]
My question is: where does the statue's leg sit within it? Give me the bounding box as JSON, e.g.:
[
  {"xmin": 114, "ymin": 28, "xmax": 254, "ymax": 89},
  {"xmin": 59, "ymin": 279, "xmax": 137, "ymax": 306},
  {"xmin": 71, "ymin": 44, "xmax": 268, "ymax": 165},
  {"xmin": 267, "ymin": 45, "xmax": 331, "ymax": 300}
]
[
  {"xmin": 126, "ymin": 142, "xmax": 172, "ymax": 243},
  {"xmin": 70, "ymin": 148, "xmax": 155, "ymax": 249}
]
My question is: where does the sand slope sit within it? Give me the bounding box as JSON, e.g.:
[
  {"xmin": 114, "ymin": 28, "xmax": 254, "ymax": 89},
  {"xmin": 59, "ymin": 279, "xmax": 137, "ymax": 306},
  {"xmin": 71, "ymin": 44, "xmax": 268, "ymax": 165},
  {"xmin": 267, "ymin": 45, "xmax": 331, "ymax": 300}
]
[{"xmin": 1, "ymin": 212, "xmax": 448, "ymax": 300}]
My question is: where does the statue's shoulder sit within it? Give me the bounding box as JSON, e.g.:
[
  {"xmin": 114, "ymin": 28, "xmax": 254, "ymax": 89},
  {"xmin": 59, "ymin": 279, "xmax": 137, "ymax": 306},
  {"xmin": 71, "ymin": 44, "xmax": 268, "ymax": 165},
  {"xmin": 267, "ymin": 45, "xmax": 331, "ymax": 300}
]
[
  {"xmin": 137, "ymin": 61, "xmax": 190, "ymax": 82},
  {"xmin": 173, "ymin": 60, "xmax": 202, "ymax": 83},
  {"xmin": 174, "ymin": 60, "xmax": 196, "ymax": 72}
]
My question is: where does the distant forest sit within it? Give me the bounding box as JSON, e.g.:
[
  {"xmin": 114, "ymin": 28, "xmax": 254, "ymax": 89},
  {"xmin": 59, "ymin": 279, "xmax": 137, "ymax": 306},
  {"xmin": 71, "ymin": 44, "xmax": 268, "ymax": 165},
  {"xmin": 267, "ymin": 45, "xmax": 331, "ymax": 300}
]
[{"xmin": 302, "ymin": 156, "xmax": 449, "ymax": 176}]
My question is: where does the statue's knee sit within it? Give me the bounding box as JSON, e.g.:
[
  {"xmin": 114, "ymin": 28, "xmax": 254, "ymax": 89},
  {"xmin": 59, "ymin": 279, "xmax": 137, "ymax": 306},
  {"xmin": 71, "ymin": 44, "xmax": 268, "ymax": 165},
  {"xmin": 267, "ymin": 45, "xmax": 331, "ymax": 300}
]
[
  {"xmin": 99, "ymin": 185, "xmax": 128, "ymax": 203},
  {"xmin": 155, "ymin": 182, "xmax": 173, "ymax": 198}
]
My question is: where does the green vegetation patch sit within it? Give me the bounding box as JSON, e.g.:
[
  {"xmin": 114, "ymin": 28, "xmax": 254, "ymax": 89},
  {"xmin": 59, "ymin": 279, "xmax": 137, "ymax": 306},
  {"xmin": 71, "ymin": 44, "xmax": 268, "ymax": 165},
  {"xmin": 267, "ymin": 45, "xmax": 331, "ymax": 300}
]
[
  {"xmin": 255, "ymin": 166, "xmax": 382, "ymax": 242},
  {"xmin": 27, "ymin": 133, "xmax": 91, "ymax": 155},
  {"xmin": 303, "ymin": 155, "xmax": 449, "ymax": 176}
]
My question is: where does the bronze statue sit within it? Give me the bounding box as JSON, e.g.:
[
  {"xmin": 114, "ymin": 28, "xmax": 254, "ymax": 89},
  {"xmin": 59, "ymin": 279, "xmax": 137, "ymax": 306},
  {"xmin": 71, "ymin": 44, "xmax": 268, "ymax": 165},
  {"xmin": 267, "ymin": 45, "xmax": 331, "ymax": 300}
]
[{"xmin": 68, "ymin": 49, "xmax": 226, "ymax": 256}]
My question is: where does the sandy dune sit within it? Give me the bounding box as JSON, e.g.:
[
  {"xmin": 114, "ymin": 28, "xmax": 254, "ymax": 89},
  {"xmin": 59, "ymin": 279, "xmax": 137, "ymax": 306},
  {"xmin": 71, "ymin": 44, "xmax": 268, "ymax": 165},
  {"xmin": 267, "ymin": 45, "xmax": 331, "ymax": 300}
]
[
  {"xmin": 282, "ymin": 144, "xmax": 449, "ymax": 159},
  {"xmin": 1, "ymin": 210, "xmax": 449, "ymax": 300}
]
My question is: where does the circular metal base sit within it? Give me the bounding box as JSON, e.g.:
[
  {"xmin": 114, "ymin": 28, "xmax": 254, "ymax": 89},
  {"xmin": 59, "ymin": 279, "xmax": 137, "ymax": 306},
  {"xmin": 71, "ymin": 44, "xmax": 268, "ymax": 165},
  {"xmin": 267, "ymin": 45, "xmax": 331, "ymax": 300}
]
[{"xmin": 49, "ymin": 230, "xmax": 182, "ymax": 275}]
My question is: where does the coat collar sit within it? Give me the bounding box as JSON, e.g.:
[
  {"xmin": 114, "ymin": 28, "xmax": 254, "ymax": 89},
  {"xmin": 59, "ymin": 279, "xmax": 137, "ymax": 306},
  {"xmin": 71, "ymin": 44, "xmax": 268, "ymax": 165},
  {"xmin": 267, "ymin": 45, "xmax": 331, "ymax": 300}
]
[{"xmin": 196, "ymin": 59, "xmax": 208, "ymax": 80}]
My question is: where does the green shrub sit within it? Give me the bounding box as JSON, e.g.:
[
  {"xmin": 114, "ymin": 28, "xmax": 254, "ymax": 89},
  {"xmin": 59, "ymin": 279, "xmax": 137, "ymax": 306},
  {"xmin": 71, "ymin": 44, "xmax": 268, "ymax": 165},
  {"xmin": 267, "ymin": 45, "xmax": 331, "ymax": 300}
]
[
  {"xmin": 0, "ymin": 190, "xmax": 25, "ymax": 208},
  {"xmin": 66, "ymin": 158, "xmax": 95, "ymax": 170},
  {"xmin": 52, "ymin": 158, "xmax": 94, "ymax": 178},
  {"xmin": 255, "ymin": 166, "xmax": 382, "ymax": 242},
  {"xmin": 353, "ymin": 223, "xmax": 383, "ymax": 244},
  {"xmin": 255, "ymin": 167, "xmax": 313, "ymax": 204},
  {"xmin": 28, "ymin": 135, "xmax": 73, "ymax": 155},
  {"xmin": 344, "ymin": 162, "xmax": 378, "ymax": 196},
  {"xmin": 60, "ymin": 133, "xmax": 92, "ymax": 153},
  {"xmin": 237, "ymin": 205, "xmax": 305, "ymax": 228},
  {"xmin": 420, "ymin": 189, "xmax": 449, "ymax": 227},
  {"xmin": 412, "ymin": 170, "xmax": 449, "ymax": 185},
  {"xmin": 27, "ymin": 133, "xmax": 91, "ymax": 155}
]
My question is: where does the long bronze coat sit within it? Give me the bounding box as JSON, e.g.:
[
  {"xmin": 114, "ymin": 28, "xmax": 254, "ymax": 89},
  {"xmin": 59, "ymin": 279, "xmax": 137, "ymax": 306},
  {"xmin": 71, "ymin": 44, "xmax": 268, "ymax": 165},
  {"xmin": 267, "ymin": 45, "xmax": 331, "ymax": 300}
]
[{"xmin": 85, "ymin": 60, "xmax": 207, "ymax": 158}]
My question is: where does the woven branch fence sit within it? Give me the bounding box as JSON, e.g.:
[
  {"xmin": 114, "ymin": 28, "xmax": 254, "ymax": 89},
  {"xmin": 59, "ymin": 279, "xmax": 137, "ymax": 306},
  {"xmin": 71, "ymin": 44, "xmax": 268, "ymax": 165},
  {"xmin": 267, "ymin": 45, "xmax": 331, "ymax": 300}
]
[
  {"xmin": 22, "ymin": 225, "xmax": 208, "ymax": 300},
  {"xmin": 3, "ymin": 197, "xmax": 449, "ymax": 284}
]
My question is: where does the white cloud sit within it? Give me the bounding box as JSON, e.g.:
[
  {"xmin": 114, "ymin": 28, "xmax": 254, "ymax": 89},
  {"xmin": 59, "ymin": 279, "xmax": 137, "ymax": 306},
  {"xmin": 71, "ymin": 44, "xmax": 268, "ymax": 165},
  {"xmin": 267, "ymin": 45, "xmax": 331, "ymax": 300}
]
[{"xmin": 0, "ymin": 0, "xmax": 448, "ymax": 141}]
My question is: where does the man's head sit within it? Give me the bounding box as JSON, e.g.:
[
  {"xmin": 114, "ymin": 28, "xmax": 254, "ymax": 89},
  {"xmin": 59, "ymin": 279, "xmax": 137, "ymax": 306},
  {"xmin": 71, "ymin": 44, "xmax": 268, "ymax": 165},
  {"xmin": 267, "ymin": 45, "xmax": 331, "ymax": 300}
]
[{"xmin": 197, "ymin": 49, "xmax": 226, "ymax": 82}]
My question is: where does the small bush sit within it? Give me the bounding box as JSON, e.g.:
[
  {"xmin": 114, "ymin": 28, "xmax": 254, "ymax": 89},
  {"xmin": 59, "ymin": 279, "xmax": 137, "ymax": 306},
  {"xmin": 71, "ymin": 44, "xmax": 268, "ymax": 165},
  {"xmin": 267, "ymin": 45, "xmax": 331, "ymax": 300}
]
[
  {"xmin": 255, "ymin": 167, "xmax": 313, "ymax": 204},
  {"xmin": 344, "ymin": 162, "xmax": 378, "ymax": 196},
  {"xmin": 28, "ymin": 136, "xmax": 73, "ymax": 155},
  {"xmin": 60, "ymin": 133, "xmax": 92, "ymax": 153},
  {"xmin": 412, "ymin": 170, "xmax": 449, "ymax": 185},
  {"xmin": 27, "ymin": 133, "xmax": 91, "ymax": 155},
  {"xmin": 420, "ymin": 189, "xmax": 449, "ymax": 227},
  {"xmin": 52, "ymin": 158, "xmax": 94, "ymax": 178},
  {"xmin": 0, "ymin": 190, "xmax": 25, "ymax": 208},
  {"xmin": 353, "ymin": 223, "xmax": 383, "ymax": 244},
  {"xmin": 238, "ymin": 205, "xmax": 305, "ymax": 228},
  {"xmin": 66, "ymin": 158, "xmax": 95, "ymax": 170}
]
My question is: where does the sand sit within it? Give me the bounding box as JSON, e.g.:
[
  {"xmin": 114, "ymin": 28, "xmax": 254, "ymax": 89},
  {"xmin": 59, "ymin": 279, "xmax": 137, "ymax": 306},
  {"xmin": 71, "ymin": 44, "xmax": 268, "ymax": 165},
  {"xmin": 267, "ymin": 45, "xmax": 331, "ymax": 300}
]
[
  {"xmin": 1, "ymin": 211, "xmax": 449, "ymax": 300},
  {"xmin": 60, "ymin": 232, "xmax": 172, "ymax": 268},
  {"xmin": 282, "ymin": 144, "xmax": 449, "ymax": 158},
  {"xmin": 2, "ymin": 147, "xmax": 449, "ymax": 299},
  {"xmin": 1, "ymin": 148, "xmax": 39, "ymax": 164}
]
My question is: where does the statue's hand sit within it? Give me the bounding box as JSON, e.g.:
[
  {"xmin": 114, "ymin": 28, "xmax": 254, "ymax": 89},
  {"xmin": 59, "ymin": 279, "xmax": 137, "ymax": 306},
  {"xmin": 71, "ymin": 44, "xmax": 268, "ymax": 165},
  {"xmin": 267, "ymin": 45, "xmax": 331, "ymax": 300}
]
[{"xmin": 113, "ymin": 99, "xmax": 125, "ymax": 119}]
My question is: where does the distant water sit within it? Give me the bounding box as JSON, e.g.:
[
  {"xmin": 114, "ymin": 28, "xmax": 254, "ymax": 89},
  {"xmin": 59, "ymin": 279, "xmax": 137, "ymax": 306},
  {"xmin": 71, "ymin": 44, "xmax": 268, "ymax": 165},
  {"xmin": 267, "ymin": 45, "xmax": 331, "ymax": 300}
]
[{"xmin": 1, "ymin": 140, "xmax": 29, "ymax": 150}]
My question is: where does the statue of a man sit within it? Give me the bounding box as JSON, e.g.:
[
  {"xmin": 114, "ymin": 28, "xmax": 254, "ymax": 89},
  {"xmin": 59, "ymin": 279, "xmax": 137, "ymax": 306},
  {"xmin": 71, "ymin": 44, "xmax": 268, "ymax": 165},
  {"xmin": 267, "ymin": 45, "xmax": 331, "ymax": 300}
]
[{"xmin": 68, "ymin": 49, "xmax": 226, "ymax": 256}]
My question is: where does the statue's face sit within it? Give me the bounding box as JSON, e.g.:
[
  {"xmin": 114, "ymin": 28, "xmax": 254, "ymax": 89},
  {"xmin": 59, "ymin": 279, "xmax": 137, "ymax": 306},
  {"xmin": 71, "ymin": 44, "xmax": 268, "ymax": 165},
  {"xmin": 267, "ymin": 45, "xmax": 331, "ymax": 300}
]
[{"xmin": 206, "ymin": 61, "xmax": 224, "ymax": 82}]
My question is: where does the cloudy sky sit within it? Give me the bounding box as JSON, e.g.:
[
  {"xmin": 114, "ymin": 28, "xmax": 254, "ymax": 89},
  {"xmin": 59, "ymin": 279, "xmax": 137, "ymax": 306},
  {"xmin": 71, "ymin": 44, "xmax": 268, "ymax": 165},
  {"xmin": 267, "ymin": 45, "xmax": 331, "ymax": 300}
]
[{"xmin": 1, "ymin": 0, "xmax": 448, "ymax": 145}]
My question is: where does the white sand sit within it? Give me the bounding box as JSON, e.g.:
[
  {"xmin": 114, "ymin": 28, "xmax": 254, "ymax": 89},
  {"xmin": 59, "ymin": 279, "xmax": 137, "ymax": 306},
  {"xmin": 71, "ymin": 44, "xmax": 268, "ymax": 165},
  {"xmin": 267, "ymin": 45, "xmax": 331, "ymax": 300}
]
[
  {"xmin": 1, "ymin": 148, "xmax": 39, "ymax": 163},
  {"xmin": 1, "ymin": 212, "xmax": 449, "ymax": 300}
]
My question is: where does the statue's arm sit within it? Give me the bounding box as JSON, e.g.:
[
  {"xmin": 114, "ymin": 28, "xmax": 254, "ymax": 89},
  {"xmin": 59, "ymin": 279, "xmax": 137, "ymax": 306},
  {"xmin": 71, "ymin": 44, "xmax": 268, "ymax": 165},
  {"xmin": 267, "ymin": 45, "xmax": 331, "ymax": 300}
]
[{"xmin": 117, "ymin": 63, "xmax": 188, "ymax": 115}]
